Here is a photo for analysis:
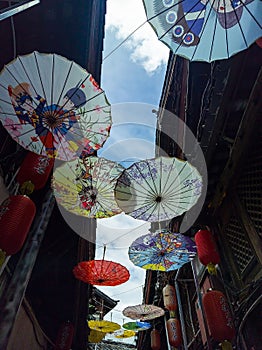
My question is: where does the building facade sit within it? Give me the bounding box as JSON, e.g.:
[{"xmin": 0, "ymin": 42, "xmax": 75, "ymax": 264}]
[
  {"xmin": 138, "ymin": 43, "xmax": 262, "ymax": 349},
  {"xmin": 0, "ymin": 1, "xmax": 108, "ymax": 349}
]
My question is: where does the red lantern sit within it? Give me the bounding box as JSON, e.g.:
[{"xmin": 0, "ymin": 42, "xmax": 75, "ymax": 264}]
[
  {"xmin": 195, "ymin": 229, "xmax": 220, "ymax": 274},
  {"xmin": 163, "ymin": 284, "xmax": 177, "ymax": 311},
  {"xmin": 151, "ymin": 329, "xmax": 161, "ymax": 350},
  {"xmin": 55, "ymin": 321, "xmax": 74, "ymax": 350},
  {"xmin": 16, "ymin": 152, "xmax": 54, "ymax": 194},
  {"xmin": 0, "ymin": 195, "xmax": 36, "ymax": 255},
  {"xmin": 203, "ymin": 290, "xmax": 235, "ymax": 348},
  {"xmin": 256, "ymin": 37, "xmax": 262, "ymax": 48},
  {"xmin": 166, "ymin": 318, "xmax": 182, "ymax": 348}
]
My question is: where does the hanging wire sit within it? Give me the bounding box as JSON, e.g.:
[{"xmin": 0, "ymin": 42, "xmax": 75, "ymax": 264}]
[{"xmin": 103, "ymin": 20, "xmax": 148, "ymax": 61}]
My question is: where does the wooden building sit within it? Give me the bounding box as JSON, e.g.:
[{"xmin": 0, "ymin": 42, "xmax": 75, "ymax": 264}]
[
  {"xmin": 0, "ymin": 1, "xmax": 111, "ymax": 349},
  {"xmin": 138, "ymin": 43, "xmax": 262, "ymax": 349}
]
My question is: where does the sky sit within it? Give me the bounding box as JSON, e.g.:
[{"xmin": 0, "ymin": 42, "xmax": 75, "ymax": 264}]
[{"xmin": 94, "ymin": 0, "xmax": 169, "ymax": 344}]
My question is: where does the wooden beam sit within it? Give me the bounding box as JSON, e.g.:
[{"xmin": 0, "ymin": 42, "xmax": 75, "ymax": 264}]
[{"xmin": 0, "ymin": 0, "xmax": 40, "ymax": 21}]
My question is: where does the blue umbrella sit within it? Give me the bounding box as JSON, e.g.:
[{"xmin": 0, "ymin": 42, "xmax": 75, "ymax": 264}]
[
  {"xmin": 142, "ymin": 0, "xmax": 262, "ymax": 62},
  {"xmin": 123, "ymin": 321, "xmax": 151, "ymax": 332},
  {"xmin": 129, "ymin": 229, "xmax": 197, "ymax": 271}
]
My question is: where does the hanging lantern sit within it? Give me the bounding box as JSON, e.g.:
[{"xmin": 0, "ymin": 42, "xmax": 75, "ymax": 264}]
[
  {"xmin": 166, "ymin": 318, "xmax": 182, "ymax": 348},
  {"xmin": 203, "ymin": 290, "xmax": 235, "ymax": 350},
  {"xmin": 256, "ymin": 38, "xmax": 262, "ymax": 48},
  {"xmin": 150, "ymin": 329, "xmax": 161, "ymax": 350},
  {"xmin": 0, "ymin": 195, "xmax": 36, "ymax": 256},
  {"xmin": 195, "ymin": 229, "xmax": 220, "ymax": 275},
  {"xmin": 162, "ymin": 284, "xmax": 177, "ymax": 311},
  {"xmin": 16, "ymin": 152, "xmax": 54, "ymax": 194}
]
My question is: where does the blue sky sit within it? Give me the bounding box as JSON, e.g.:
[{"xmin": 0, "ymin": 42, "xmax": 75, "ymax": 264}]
[
  {"xmin": 94, "ymin": 0, "xmax": 169, "ymax": 343},
  {"xmin": 102, "ymin": 28, "xmax": 167, "ymax": 105}
]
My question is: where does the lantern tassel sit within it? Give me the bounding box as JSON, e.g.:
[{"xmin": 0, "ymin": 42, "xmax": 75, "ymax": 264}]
[
  {"xmin": 207, "ymin": 262, "xmax": 217, "ymax": 275},
  {"xmin": 221, "ymin": 340, "xmax": 233, "ymax": 350},
  {"xmin": 20, "ymin": 181, "xmax": 35, "ymax": 195},
  {"xmin": 0, "ymin": 249, "xmax": 6, "ymax": 267}
]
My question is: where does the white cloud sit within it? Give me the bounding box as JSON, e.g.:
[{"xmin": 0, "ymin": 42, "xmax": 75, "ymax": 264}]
[{"xmin": 105, "ymin": 0, "xmax": 169, "ymax": 73}]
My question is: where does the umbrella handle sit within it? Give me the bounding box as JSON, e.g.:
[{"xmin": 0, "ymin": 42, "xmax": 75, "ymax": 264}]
[{"xmin": 102, "ymin": 245, "xmax": 106, "ymax": 260}]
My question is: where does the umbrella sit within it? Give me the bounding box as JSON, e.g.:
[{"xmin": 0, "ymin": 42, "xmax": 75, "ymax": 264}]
[
  {"xmin": 52, "ymin": 156, "xmax": 124, "ymax": 218},
  {"xmin": 114, "ymin": 330, "xmax": 136, "ymax": 338},
  {"xmin": 123, "ymin": 321, "xmax": 151, "ymax": 332},
  {"xmin": 88, "ymin": 329, "xmax": 106, "ymax": 343},
  {"xmin": 123, "ymin": 304, "xmax": 165, "ymax": 321},
  {"xmin": 128, "ymin": 229, "xmax": 197, "ymax": 271},
  {"xmin": 142, "ymin": 0, "xmax": 262, "ymax": 62},
  {"xmin": 73, "ymin": 259, "xmax": 130, "ymax": 286},
  {"xmin": 0, "ymin": 51, "xmax": 111, "ymax": 160},
  {"xmin": 88, "ymin": 320, "xmax": 121, "ymax": 333},
  {"xmin": 114, "ymin": 156, "xmax": 202, "ymax": 222}
]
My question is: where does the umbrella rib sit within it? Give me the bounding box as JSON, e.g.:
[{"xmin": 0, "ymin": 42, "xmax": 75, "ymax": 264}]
[
  {"xmin": 165, "ymin": 185, "xmax": 201, "ymax": 200},
  {"xmin": 145, "ymin": 159, "xmax": 160, "ymax": 196},
  {"xmin": 222, "ymin": 0, "xmax": 230, "ymax": 58},
  {"xmin": 53, "ymin": 60, "xmax": 74, "ymax": 117},
  {"xmin": 209, "ymin": 0, "xmax": 220, "ymax": 62},
  {"xmin": 96, "ymin": 169, "xmax": 122, "ymax": 195},
  {"xmin": 51, "ymin": 103, "xmax": 110, "ymax": 137},
  {"xmin": 159, "ymin": 197, "xmax": 197, "ymax": 213},
  {"xmin": 191, "ymin": 0, "xmax": 216, "ymax": 60},
  {"xmin": 33, "ymin": 52, "xmax": 50, "ymax": 113},
  {"xmin": 230, "ymin": 0, "xmax": 249, "ymax": 48},
  {"xmin": 135, "ymin": 200, "xmax": 159, "ymax": 221},
  {"xmin": 52, "ymin": 75, "xmax": 104, "ymax": 120},
  {"xmin": 161, "ymin": 160, "xmax": 188, "ymax": 196},
  {"xmin": 240, "ymin": 0, "xmax": 262, "ymax": 29},
  {"xmin": 164, "ymin": 167, "xmax": 199, "ymax": 197},
  {"xmin": 51, "ymin": 54, "xmax": 55, "ymax": 108},
  {"xmin": 17, "ymin": 55, "xmax": 44, "ymax": 100},
  {"xmin": 132, "ymin": 160, "xmax": 159, "ymax": 196},
  {"xmin": 3, "ymin": 67, "xmax": 42, "ymax": 112}
]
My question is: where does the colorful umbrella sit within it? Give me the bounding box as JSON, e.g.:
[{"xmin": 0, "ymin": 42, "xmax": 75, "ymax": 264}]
[
  {"xmin": 114, "ymin": 156, "xmax": 202, "ymax": 222},
  {"xmin": 0, "ymin": 51, "xmax": 111, "ymax": 160},
  {"xmin": 122, "ymin": 304, "xmax": 165, "ymax": 321},
  {"xmin": 114, "ymin": 330, "xmax": 136, "ymax": 338},
  {"xmin": 73, "ymin": 259, "xmax": 130, "ymax": 286},
  {"xmin": 123, "ymin": 321, "xmax": 151, "ymax": 332},
  {"xmin": 88, "ymin": 320, "xmax": 121, "ymax": 333},
  {"xmin": 52, "ymin": 156, "xmax": 124, "ymax": 218},
  {"xmin": 142, "ymin": 0, "xmax": 262, "ymax": 62},
  {"xmin": 128, "ymin": 229, "xmax": 197, "ymax": 271}
]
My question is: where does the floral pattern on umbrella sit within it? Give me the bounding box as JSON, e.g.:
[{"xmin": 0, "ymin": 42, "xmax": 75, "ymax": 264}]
[
  {"xmin": 122, "ymin": 304, "xmax": 165, "ymax": 321},
  {"xmin": 0, "ymin": 52, "xmax": 111, "ymax": 160},
  {"xmin": 143, "ymin": 0, "xmax": 262, "ymax": 62},
  {"xmin": 52, "ymin": 156, "xmax": 124, "ymax": 219},
  {"xmin": 115, "ymin": 156, "xmax": 202, "ymax": 222},
  {"xmin": 128, "ymin": 229, "xmax": 197, "ymax": 271},
  {"xmin": 73, "ymin": 259, "xmax": 130, "ymax": 286}
]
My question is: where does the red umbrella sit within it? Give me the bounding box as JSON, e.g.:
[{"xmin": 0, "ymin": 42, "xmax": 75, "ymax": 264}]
[{"xmin": 73, "ymin": 259, "xmax": 130, "ymax": 286}]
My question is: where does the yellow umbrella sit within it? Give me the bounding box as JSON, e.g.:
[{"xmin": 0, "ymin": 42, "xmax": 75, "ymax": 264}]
[
  {"xmin": 115, "ymin": 330, "xmax": 136, "ymax": 339},
  {"xmin": 88, "ymin": 329, "xmax": 105, "ymax": 343},
  {"xmin": 88, "ymin": 320, "xmax": 121, "ymax": 334}
]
